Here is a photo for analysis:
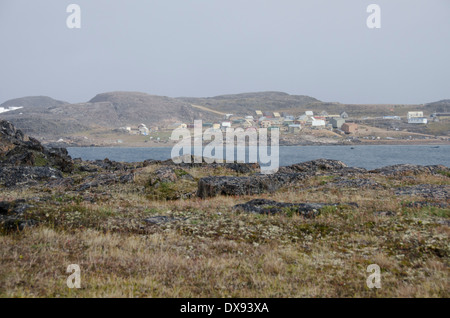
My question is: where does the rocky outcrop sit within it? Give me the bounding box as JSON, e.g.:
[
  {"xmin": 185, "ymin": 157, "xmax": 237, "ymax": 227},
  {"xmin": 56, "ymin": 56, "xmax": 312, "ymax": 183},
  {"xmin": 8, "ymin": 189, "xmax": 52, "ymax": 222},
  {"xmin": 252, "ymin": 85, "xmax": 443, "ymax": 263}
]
[
  {"xmin": 148, "ymin": 167, "xmax": 178, "ymax": 187},
  {"xmin": 76, "ymin": 172, "xmax": 134, "ymax": 191},
  {"xmin": 0, "ymin": 199, "xmax": 36, "ymax": 231},
  {"xmin": 325, "ymin": 177, "xmax": 383, "ymax": 189},
  {"xmin": 0, "ymin": 120, "xmax": 73, "ymax": 173},
  {"xmin": 369, "ymin": 164, "xmax": 450, "ymax": 176},
  {"xmin": 197, "ymin": 173, "xmax": 306, "ymax": 198},
  {"xmin": 0, "ymin": 166, "xmax": 63, "ymax": 187},
  {"xmin": 395, "ymin": 184, "xmax": 449, "ymax": 200},
  {"xmin": 197, "ymin": 159, "xmax": 353, "ymax": 198},
  {"xmin": 166, "ymin": 155, "xmax": 260, "ymax": 174},
  {"xmin": 232, "ymin": 199, "xmax": 334, "ymax": 217},
  {"xmin": 277, "ymin": 159, "xmax": 348, "ymax": 173}
]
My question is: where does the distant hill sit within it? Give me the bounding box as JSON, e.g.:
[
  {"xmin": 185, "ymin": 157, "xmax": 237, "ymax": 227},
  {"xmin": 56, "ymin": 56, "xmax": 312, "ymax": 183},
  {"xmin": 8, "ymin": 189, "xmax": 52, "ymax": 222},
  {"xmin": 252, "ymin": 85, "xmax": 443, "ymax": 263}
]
[
  {"xmin": 425, "ymin": 99, "xmax": 450, "ymax": 113},
  {"xmin": 1, "ymin": 96, "xmax": 68, "ymax": 108},
  {"xmin": 1, "ymin": 91, "xmax": 448, "ymax": 141},
  {"xmin": 85, "ymin": 91, "xmax": 203, "ymax": 125},
  {"xmin": 178, "ymin": 91, "xmax": 320, "ymax": 115},
  {"xmin": 0, "ymin": 92, "xmax": 214, "ymax": 137}
]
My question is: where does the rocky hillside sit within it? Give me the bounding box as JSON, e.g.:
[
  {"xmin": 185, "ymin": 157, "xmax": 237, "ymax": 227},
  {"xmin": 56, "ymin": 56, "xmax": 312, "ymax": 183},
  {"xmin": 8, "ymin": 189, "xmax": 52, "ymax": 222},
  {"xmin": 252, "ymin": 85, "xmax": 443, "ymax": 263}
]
[
  {"xmin": 178, "ymin": 91, "xmax": 320, "ymax": 115},
  {"xmin": 0, "ymin": 92, "xmax": 215, "ymax": 138},
  {"xmin": 426, "ymin": 99, "xmax": 450, "ymax": 113}
]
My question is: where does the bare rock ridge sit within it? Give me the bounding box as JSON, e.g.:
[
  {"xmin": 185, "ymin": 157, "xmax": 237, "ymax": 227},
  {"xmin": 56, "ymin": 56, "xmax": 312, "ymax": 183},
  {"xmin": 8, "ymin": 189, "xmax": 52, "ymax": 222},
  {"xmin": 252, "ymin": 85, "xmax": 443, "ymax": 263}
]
[{"xmin": 0, "ymin": 120, "xmax": 73, "ymax": 186}]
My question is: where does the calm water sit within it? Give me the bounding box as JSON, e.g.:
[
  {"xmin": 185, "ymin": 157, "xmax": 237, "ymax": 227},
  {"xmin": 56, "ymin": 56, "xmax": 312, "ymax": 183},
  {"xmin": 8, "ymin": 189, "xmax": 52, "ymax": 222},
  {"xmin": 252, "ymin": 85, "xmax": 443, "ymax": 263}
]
[{"xmin": 67, "ymin": 145, "xmax": 450, "ymax": 170}]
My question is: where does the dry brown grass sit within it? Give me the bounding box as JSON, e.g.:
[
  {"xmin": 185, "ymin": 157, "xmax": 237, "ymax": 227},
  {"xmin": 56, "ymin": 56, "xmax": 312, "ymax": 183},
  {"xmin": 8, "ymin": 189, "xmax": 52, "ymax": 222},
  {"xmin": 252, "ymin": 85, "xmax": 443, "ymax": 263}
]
[{"xmin": 0, "ymin": 167, "xmax": 449, "ymax": 298}]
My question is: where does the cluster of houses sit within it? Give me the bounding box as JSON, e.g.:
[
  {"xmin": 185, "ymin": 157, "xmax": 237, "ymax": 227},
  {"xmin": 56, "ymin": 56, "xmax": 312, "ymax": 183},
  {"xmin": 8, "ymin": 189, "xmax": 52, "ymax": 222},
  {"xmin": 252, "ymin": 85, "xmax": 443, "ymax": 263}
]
[
  {"xmin": 184, "ymin": 110, "xmax": 357, "ymax": 135},
  {"xmin": 116, "ymin": 123, "xmax": 152, "ymax": 136},
  {"xmin": 115, "ymin": 109, "xmax": 443, "ymax": 139}
]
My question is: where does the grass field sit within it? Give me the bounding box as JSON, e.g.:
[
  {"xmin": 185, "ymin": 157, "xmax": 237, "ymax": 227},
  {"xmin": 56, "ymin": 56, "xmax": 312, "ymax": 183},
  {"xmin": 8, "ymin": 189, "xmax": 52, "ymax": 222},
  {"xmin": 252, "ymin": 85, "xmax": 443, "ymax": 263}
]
[{"xmin": 0, "ymin": 163, "xmax": 448, "ymax": 298}]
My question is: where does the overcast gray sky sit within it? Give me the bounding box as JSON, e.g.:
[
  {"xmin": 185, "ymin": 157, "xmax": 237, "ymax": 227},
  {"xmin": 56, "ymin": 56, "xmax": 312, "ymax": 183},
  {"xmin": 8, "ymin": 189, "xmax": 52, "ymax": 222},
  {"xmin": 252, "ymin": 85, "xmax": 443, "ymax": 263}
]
[{"xmin": 0, "ymin": 0, "xmax": 449, "ymax": 104}]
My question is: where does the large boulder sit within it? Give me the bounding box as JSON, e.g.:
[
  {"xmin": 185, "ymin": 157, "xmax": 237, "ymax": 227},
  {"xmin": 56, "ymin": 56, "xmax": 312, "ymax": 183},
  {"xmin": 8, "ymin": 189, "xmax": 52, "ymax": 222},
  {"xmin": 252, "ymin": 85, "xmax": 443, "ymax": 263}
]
[
  {"xmin": 277, "ymin": 159, "xmax": 348, "ymax": 173},
  {"xmin": 197, "ymin": 173, "xmax": 306, "ymax": 198}
]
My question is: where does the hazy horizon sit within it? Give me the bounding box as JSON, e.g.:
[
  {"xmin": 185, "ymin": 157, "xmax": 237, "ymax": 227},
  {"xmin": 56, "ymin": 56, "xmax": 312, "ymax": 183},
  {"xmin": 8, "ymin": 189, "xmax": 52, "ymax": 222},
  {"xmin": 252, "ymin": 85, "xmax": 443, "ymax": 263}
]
[{"xmin": 1, "ymin": 0, "xmax": 449, "ymax": 105}]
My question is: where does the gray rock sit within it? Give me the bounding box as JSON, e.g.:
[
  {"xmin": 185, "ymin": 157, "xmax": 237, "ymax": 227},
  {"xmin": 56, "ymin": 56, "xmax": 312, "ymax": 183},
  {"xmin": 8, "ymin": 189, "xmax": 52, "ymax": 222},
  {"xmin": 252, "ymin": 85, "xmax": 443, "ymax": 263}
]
[
  {"xmin": 232, "ymin": 199, "xmax": 335, "ymax": 217},
  {"xmin": 144, "ymin": 216, "xmax": 185, "ymax": 225},
  {"xmin": 395, "ymin": 184, "xmax": 449, "ymax": 200},
  {"xmin": 0, "ymin": 166, "xmax": 63, "ymax": 187},
  {"xmin": 0, "ymin": 200, "xmax": 36, "ymax": 231},
  {"xmin": 370, "ymin": 164, "xmax": 450, "ymax": 176},
  {"xmin": 149, "ymin": 167, "xmax": 178, "ymax": 187},
  {"xmin": 197, "ymin": 173, "xmax": 307, "ymax": 198}
]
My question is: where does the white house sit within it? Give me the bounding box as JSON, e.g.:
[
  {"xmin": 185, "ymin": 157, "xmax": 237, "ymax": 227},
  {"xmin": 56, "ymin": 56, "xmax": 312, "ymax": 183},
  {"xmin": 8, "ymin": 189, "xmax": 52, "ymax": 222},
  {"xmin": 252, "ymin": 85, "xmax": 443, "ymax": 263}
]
[
  {"xmin": 138, "ymin": 124, "xmax": 149, "ymax": 135},
  {"xmin": 408, "ymin": 117, "xmax": 428, "ymax": 124},
  {"xmin": 305, "ymin": 111, "xmax": 314, "ymax": 117},
  {"xmin": 340, "ymin": 112, "xmax": 349, "ymax": 118},
  {"xmin": 407, "ymin": 111, "xmax": 424, "ymax": 119},
  {"xmin": 221, "ymin": 121, "xmax": 232, "ymax": 128},
  {"xmin": 311, "ymin": 118, "xmax": 326, "ymax": 127}
]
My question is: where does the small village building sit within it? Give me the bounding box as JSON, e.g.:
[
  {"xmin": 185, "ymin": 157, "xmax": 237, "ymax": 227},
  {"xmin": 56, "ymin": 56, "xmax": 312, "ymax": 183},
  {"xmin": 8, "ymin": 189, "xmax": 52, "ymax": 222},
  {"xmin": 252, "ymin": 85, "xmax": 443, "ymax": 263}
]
[
  {"xmin": 269, "ymin": 119, "xmax": 283, "ymax": 127},
  {"xmin": 243, "ymin": 120, "xmax": 254, "ymax": 128},
  {"xmin": 407, "ymin": 111, "xmax": 424, "ymax": 119},
  {"xmin": 284, "ymin": 115, "xmax": 295, "ymax": 121},
  {"xmin": 288, "ymin": 124, "xmax": 301, "ymax": 133},
  {"xmin": 408, "ymin": 117, "xmax": 428, "ymax": 124},
  {"xmin": 221, "ymin": 121, "xmax": 232, "ymax": 128},
  {"xmin": 320, "ymin": 111, "xmax": 329, "ymax": 117},
  {"xmin": 305, "ymin": 111, "xmax": 314, "ymax": 117},
  {"xmin": 255, "ymin": 110, "xmax": 263, "ymax": 116},
  {"xmin": 138, "ymin": 124, "xmax": 150, "ymax": 136},
  {"xmin": 340, "ymin": 112, "xmax": 349, "ymax": 119},
  {"xmin": 273, "ymin": 112, "xmax": 281, "ymax": 118},
  {"xmin": 341, "ymin": 123, "xmax": 358, "ymax": 134},
  {"xmin": 212, "ymin": 123, "xmax": 221, "ymax": 130},
  {"xmin": 260, "ymin": 120, "xmax": 271, "ymax": 128},
  {"xmin": 283, "ymin": 118, "xmax": 294, "ymax": 126},
  {"xmin": 330, "ymin": 118, "xmax": 345, "ymax": 129},
  {"xmin": 297, "ymin": 114, "xmax": 308, "ymax": 122},
  {"xmin": 311, "ymin": 118, "xmax": 326, "ymax": 127}
]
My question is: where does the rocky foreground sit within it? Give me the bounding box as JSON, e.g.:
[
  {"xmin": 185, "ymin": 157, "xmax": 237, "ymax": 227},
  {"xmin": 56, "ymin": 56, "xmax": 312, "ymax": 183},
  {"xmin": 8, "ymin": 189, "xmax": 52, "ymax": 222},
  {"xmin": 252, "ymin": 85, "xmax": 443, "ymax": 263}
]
[{"xmin": 0, "ymin": 120, "xmax": 449, "ymax": 297}]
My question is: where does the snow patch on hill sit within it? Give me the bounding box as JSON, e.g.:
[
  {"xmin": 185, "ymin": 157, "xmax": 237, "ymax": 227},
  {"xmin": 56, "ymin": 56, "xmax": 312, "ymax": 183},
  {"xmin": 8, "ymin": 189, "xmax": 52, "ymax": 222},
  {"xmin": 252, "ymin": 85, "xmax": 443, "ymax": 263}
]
[{"xmin": 0, "ymin": 107, "xmax": 23, "ymax": 114}]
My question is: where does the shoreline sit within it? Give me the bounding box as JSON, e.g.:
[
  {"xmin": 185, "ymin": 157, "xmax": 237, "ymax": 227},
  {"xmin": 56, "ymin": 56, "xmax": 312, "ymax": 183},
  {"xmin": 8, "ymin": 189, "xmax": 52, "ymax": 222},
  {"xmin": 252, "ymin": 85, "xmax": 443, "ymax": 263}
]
[{"xmin": 59, "ymin": 139, "xmax": 450, "ymax": 148}]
